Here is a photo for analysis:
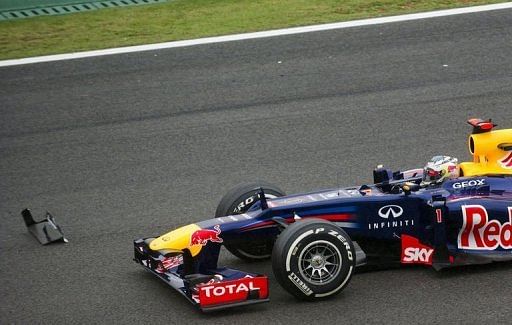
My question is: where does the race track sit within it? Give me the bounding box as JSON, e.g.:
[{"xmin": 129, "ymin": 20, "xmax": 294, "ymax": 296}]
[{"xmin": 1, "ymin": 8, "xmax": 512, "ymax": 324}]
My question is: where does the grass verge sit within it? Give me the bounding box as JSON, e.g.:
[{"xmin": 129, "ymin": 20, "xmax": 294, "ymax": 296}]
[{"xmin": 0, "ymin": 0, "xmax": 507, "ymax": 60}]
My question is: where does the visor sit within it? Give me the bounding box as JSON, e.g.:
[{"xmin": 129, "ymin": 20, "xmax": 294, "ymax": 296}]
[{"xmin": 423, "ymin": 168, "xmax": 442, "ymax": 182}]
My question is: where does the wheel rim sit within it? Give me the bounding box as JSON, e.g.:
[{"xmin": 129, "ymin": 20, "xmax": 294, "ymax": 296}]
[{"xmin": 298, "ymin": 240, "xmax": 342, "ymax": 285}]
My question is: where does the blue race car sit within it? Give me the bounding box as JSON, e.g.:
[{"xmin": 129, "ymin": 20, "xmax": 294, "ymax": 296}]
[{"xmin": 134, "ymin": 118, "xmax": 512, "ymax": 311}]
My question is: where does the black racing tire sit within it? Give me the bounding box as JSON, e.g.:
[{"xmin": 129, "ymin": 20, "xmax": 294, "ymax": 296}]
[
  {"xmin": 215, "ymin": 181, "xmax": 286, "ymax": 261},
  {"xmin": 272, "ymin": 219, "xmax": 355, "ymax": 300}
]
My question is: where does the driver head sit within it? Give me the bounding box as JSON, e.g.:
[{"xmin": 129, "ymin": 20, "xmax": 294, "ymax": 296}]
[{"xmin": 423, "ymin": 156, "xmax": 459, "ymax": 184}]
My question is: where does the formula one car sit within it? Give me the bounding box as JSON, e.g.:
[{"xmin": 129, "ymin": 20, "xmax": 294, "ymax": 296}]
[{"xmin": 134, "ymin": 118, "xmax": 512, "ymax": 311}]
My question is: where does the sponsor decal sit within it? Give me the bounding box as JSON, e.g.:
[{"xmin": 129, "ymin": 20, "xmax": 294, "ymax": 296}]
[
  {"xmin": 452, "ymin": 179, "xmax": 485, "ymax": 189},
  {"xmin": 327, "ymin": 230, "xmax": 353, "ymax": 261},
  {"xmin": 369, "ymin": 219, "xmax": 414, "ymax": 230},
  {"xmin": 369, "ymin": 205, "xmax": 414, "ymax": 230},
  {"xmin": 191, "ymin": 275, "xmax": 224, "ymax": 303},
  {"xmin": 156, "ymin": 255, "xmax": 183, "ymax": 273},
  {"xmin": 288, "ymin": 272, "xmax": 313, "ymax": 296},
  {"xmin": 500, "ymin": 152, "xmax": 512, "ymax": 169},
  {"xmin": 281, "ymin": 198, "xmax": 305, "ymax": 205},
  {"xmin": 198, "ymin": 276, "xmax": 268, "ymax": 307},
  {"xmin": 458, "ymin": 205, "xmax": 512, "ymax": 250},
  {"xmin": 346, "ymin": 189, "xmax": 361, "ymax": 196},
  {"xmin": 233, "ymin": 196, "xmax": 256, "ymax": 213},
  {"xmin": 401, "ymin": 235, "xmax": 434, "ymax": 265},
  {"xmin": 324, "ymin": 192, "xmax": 340, "ymax": 198},
  {"xmin": 190, "ymin": 225, "xmax": 223, "ymax": 246},
  {"xmin": 161, "ymin": 255, "xmax": 183, "ymax": 270},
  {"xmin": 378, "ymin": 205, "xmax": 403, "ymax": 219}
]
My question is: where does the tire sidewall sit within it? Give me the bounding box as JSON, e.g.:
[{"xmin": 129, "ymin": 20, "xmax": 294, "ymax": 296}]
[
  {"xmin": 215, "ymin": 181, "xmax": 285, "ymax": 261},
  {"xmin": 215, "ymin": 181, "xmax": 285, "ymax": 217},
  {"xmin": 273, "ymin": 220, "xmax": 355, "ymax": 299},
  {"xmin": 224, "ymin": 189, "xmax": 282, "ymax": 216}
]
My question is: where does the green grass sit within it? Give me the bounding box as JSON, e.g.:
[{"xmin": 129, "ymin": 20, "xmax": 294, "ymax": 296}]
[{"xmin": 0, "ymin": 0, "xmax": 506, "ymax": 60}]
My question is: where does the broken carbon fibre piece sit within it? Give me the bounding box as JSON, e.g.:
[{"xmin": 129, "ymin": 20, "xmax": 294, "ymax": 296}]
[{"xmin": 21, "ymin": 209, "xmax": 68, "ymax": 245}]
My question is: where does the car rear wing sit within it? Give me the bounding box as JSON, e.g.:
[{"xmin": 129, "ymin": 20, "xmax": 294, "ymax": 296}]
[{"xmin": 467, "ymin": 118, "xmax": 496, "ymax": 134}]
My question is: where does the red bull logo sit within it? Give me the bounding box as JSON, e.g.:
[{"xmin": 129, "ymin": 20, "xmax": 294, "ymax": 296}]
[
  {"xmin": 190, "ymin": 225, "xmax": 223, "ymax": 246},
  {"xmin": 500, "ymin": 152, "xmax": 512, "ymax": 169},
  {"xmin": 155, "ymin": 255, "xmax": 183, "ymax": 273}
]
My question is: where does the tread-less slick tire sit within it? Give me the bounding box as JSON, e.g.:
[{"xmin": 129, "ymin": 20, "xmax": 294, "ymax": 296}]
[
  {"xmin": 272, "ymin": 219, "xmax": 356, "ymax": 300},
  {"xmin": 215, "ymin": 181, "xmax": 285, "ymax": 261}
]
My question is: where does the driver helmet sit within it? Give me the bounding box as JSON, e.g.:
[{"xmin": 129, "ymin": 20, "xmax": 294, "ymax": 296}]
[{"xmin": 423, "ymin": 156, "xmax": 459, "ymax": 184}]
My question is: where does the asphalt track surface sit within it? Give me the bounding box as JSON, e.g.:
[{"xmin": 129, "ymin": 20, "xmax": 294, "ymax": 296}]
[{"xmin": 1, "ymin": 8, "xmax": 512, "ymax": 324}]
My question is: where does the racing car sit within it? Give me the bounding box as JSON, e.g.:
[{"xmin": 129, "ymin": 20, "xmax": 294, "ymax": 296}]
[{"xmin": 134, "ymin": 118, "xmax": 512, "ymax": 311}]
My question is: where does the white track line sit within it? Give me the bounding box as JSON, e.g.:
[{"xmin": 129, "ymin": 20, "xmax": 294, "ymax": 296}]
[{"xmin": 1, "ymin": 2, "xmax": 512, "ymax": 67}]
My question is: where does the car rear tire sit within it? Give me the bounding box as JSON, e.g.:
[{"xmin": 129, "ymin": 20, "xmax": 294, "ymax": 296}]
[
  {"xmin": 272, "ymin": 219, "xmax": 355, "ymax": 300},
  {"xmin": 215, "ymin": 181, "xmax": 286, "ymax": 261}
]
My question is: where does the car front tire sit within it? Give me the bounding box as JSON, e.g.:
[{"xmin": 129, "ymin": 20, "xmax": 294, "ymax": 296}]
[{"xmin": 272, "ymin": 219, "xmax": 355, "ymax": 300}]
